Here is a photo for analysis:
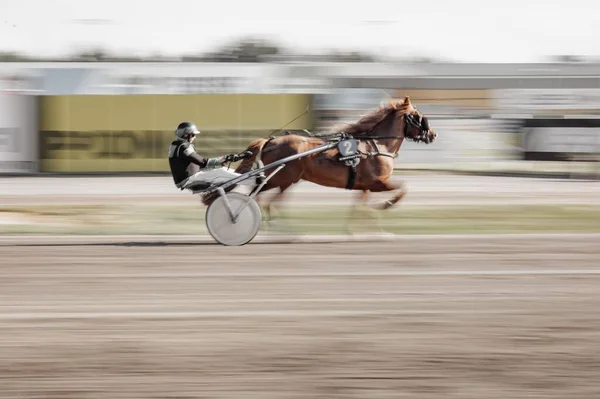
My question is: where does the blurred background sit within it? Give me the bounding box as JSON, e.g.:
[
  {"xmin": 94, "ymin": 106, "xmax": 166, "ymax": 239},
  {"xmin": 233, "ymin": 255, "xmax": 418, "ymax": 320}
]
[
  {"xmin": 1, "ymin": 1, "xmax": 600, "ymax": 398},
  {"xmin": 1, "ymin": 0, "xmax": 600, "ymax": 178}
]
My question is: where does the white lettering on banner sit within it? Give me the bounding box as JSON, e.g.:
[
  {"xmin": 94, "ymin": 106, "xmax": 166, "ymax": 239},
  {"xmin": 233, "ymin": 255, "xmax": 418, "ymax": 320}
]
[{"xmin": 494, "ymin": 89, "xmax": 600, "ymax": 111}]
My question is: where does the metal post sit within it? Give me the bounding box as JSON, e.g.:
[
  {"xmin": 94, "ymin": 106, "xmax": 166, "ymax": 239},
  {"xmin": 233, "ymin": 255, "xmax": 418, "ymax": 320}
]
[{"xmin": 216, "ymin": 186, "xmax": 236, "ymax": 222}]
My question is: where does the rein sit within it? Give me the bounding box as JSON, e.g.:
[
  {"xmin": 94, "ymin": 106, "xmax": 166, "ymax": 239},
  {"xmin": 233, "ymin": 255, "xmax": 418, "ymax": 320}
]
[{"xmin": 280, "ymin": 110, "xmax": 432, "ymax": 159}]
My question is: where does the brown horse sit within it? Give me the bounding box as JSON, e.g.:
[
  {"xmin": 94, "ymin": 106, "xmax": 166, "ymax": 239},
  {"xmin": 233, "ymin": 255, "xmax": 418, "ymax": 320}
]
[{"xmin": 201, "ymin": 96, "xmax": 437, "ymax": 229}]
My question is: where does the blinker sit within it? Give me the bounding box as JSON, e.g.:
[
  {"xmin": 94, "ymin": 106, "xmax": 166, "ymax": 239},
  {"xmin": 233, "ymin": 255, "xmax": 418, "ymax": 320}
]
[{"xmin": 421, "ymin": 116, "xmax": 430, "ymax": 131}]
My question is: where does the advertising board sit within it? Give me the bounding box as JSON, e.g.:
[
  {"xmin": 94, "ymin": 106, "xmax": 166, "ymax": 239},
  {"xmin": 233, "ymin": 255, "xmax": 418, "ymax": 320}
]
[{"xmin": 38, "ymin": 94, "xmax": 313, "ymax": 173}]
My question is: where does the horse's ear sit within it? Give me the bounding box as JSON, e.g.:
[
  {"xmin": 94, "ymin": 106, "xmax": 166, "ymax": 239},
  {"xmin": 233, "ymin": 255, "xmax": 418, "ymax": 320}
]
[{"xmin": 402, "ymin": 96, "xmax": 411, "ymax": 105}]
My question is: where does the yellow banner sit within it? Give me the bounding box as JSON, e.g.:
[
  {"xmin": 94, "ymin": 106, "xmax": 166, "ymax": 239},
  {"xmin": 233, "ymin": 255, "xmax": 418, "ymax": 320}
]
[{"xmin": 39, "ymin": 94, "xmax": 314, "ymax": 172}]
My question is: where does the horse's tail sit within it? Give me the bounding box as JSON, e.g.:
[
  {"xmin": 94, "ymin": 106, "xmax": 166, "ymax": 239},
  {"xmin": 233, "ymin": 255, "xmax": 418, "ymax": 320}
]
[
  {"xmin": 234, "ymin": 137, "xmax": 270, "ymax": 175},
  {"xmin": 200, "ymin": 137, "xmax": 271, "ymax": 207}
]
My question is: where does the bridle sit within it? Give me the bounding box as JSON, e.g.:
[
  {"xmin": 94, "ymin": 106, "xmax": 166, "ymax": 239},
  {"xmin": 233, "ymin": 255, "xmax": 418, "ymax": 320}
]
[
  {"xmin": 402, "ymin": 109, "xmax": 434, "ymax": 144},
  {"xmin": 348, "ymin": 108, "xmax": 434, "ymax": 148}
]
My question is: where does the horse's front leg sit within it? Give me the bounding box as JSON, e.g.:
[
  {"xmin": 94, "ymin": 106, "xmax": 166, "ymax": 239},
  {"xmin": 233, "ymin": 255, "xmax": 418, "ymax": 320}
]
[
  {"xmin": 367, "ymin": 177, "xmax": 408, "ymax": 211},
  {"xmin": 345, "ymin": 189, "xmax": 387, "ymax": 235},
  {"xmin": 345, "ymin": 189, "xmax": 368, "ymax": 235}
]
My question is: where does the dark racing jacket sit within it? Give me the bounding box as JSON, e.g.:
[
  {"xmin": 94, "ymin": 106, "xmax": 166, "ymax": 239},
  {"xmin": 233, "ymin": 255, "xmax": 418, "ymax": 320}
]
[{"xmin": 168, "ymin": 139, "xmax": 209, "ymax": 186}]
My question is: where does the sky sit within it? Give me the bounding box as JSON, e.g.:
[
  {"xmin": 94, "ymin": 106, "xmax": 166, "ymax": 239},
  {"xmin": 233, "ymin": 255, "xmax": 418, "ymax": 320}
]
[{"xmin": 1, "ymin": 0, "xmax": 599, "ymax": 63}]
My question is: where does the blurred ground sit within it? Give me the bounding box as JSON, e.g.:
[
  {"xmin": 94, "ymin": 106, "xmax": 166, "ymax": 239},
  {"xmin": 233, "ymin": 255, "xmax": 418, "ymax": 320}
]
[
  {"xmin": 1, "ymin": 173, "xmax": 599, "ymax": 235},
  {"xmin": 1, "ymin": 173, "xmax": 599, "ymax": 206},
  {"xmin": 1, "ymin": 234, "xmax": 599, "ymax": 398},
  {"xmin": 1, "ymin": 173, "xmax": 599, "ymax": 397}
]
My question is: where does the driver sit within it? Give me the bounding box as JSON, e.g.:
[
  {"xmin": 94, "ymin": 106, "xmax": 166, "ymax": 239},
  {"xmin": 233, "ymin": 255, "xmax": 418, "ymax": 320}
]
[{"xmin": 168, "ymin": 121, "xmax": 248, "ymax": 189}]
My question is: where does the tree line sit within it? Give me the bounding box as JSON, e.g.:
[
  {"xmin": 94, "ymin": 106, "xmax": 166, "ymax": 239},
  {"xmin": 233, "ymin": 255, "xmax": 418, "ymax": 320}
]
[{"xmin": 0, "ymin": 38, "xmax": 381, "ymax": 63}]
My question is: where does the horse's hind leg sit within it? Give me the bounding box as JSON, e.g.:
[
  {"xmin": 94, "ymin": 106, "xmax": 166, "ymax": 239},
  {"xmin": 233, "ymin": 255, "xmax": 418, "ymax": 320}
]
[
  {"xmin": 263, "ymin": 184, "xmax": 293, "ymax": 233},
  {"xmin": 261, "ymin": 190, "xmax": 279, "ymax": 227},
  {"xmin": 254, "ymin": 187, "xmax": 278, "ymax": 229},
  {"xmin": 343, "ymin": 178, "xmax": 407, "ymax": 236},
  {"xmin": 345, "ymin": 190, "xmax": 388, "ymax": 235}
]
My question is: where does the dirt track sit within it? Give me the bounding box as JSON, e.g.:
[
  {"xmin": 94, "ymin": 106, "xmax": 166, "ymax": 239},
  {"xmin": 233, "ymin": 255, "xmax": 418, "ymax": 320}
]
[{"xmin": 1, "ymin": 234, "xmax": 599, "ymax": 398}]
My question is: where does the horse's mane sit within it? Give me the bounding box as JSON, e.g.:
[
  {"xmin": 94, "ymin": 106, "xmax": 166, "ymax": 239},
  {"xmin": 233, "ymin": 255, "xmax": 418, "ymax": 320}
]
[{"xmin": 331, "ymin": 97, "xmax": 412, "ymax": 136}]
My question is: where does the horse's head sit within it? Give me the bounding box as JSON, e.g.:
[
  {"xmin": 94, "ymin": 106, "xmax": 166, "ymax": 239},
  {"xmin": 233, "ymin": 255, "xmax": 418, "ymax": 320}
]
[
  {"xmin": 332, "ymin": 96, "xmax": 437, "ymax": 144},
  {"xmin": 394, "ymin": 96, "xmax": 437, "ymax": 144}
]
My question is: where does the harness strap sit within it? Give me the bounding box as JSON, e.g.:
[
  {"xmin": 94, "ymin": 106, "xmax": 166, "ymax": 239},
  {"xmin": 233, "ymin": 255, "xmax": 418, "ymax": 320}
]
[
  {"xmin": 359, "ymin": 139, "xmax": 398, "ymax": 159},
  {"xmin": 346, "ymin": 165, "xmax": 357, "ymax": 190}
]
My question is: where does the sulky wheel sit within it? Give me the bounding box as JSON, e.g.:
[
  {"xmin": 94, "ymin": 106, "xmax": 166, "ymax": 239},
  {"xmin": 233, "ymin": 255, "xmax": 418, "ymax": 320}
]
[{"xmin": 205, "ymin": 192, "xmax": 262, "ymax": 246}]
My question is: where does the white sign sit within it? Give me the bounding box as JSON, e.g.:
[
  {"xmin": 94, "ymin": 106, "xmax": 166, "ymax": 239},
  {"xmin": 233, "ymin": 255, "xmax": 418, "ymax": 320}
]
[
  {"xmin": 523, "ymin": 127, "xmax": 600, "ymax": 154},
  {"xmin": 0, "ymin": 95, "xmax": 38, "ymax": 173},
  {"xmin": 494, "ymin": 89, "xmax": 600, "ymax": 111}
]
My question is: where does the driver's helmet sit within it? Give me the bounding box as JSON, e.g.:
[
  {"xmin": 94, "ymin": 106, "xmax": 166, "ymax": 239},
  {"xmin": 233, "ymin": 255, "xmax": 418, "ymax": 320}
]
[{"xmin": 175, "ymin": 122, "xmax": 200, "ymax": 140}]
